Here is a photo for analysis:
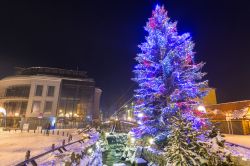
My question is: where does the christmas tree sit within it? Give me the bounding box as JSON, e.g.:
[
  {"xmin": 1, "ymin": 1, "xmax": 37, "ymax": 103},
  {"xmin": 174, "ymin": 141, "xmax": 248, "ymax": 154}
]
[
  {"xmin": 164, "ymin": 112, "xmax": 210, "ymax": 165},
  {"xmin": 132, "ymin": 5, "xmax": 207, "ymax": 145},
  {"xmin": 132, "ymin": 5, "xmax": 232, "ymax": 165}
]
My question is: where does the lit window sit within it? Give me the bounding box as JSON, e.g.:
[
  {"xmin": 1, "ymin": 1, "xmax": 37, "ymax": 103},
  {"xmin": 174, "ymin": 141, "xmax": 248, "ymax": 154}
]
[
  {"xmin": 44, "ymin": 101, "xmax": 53, "ymax": 112},
  {"xmin": 47, "ymin": 86, "xmax": 55, "ymax": 97},
  {"xmin": 31, "ymin": 101, "xmax": 41, "ymax": 113},
  {"xmin": 35, "ymin": 85, "xmax": 43, "ymax": 96}
]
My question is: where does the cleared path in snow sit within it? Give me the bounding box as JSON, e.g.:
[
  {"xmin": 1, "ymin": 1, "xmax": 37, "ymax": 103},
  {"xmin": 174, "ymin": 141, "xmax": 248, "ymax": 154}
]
[{"xmin": 224, "ymin": 134, "xmax": 250, "ymax": 148}]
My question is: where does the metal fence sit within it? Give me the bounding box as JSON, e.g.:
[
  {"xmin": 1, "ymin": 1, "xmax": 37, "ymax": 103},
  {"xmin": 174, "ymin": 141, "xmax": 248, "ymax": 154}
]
[{"xmin": 14, "ymin": 127, "xmax": 93, "ymax": 166}]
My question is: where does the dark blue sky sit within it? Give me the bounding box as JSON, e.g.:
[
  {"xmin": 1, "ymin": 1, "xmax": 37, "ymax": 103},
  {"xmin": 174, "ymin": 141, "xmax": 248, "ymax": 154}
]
[{"xmin": 0, "ymin": 0, "xmax": 250, "ymax": 113}]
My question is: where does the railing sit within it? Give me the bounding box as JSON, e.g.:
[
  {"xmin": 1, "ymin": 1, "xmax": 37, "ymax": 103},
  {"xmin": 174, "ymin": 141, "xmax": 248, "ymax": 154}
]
[
  {"xmin": 2, "ymin": 128, "xmax": 74, "ymax": 138},
  {"xmin": 226, "ymin": 141, "xmax": 250, "ymax": 151},
  {"xmin": 14, "ymin": 127, "xmax": 93, "ymax": 166},
  {"xmin": 15, "ymin": 138, "xmax": 84, "ymax": 166}
]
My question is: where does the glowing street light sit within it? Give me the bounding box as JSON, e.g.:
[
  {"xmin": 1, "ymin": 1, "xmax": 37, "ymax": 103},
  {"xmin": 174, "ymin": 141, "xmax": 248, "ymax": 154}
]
[
  {"xmin": 197, "ymin": 105, "xmax": 206, "ymax": 113},
  {"xmin": 14, "ymin": 112, "xmax": 19, "ymax": 117},
  {"xmin": 0, "ymin": 107, "xmax": 6, "ymax": 116},
  {"xmin": 148, "ymin": 138, "xmax": 154, "ymax": 145},
  {"xmin": 138, "ymin": 113, "xmax": 144, "ymax": 118},
  {"xmin": 0, "ymin": 107, "xmax": 6, "ymax": 128},
  {"xmin": 130, "ymin": 137, "xmax": 135, "ymax": 144},
  {"xmin": 127, "ymin": 117, "xmax": 132, "ymax": 121},
  {"xmin": 87, "ymin": 148, "xmax": 93, "ymax": 154},
  {"xmin": 105, "ymin": 132, "xmax": 109, "ymax": 137},
  {"xmin": 138, "ymin": 121, "xmax": 142, "ymax": 125}
]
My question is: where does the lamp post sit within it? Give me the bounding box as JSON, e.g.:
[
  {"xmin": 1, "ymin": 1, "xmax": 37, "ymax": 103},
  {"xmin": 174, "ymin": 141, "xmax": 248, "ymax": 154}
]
[
  {"xmin": 0, "ymin": 107, "xmax": 6, "ymax": 129},
  {"xmin": 197, "ymin": 105, "xmax": 206, "ymax": 113}
]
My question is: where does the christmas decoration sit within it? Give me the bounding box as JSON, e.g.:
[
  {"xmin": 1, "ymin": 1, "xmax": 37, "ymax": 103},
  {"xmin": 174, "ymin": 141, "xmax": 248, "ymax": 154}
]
[
  {"xmin": 132, "ymin": 4, "xmax": 207, "ymax": 145},
  {"xmin": 231, "ymin": 108, "xmax": 248, "ymax": 119},
  {"xmin": 206, "ymin": 126, "xmax": 233, "ymax": 165},
  {"xmin": 132, "ymin": 5, "xmax": 233, "ymax": 165}
]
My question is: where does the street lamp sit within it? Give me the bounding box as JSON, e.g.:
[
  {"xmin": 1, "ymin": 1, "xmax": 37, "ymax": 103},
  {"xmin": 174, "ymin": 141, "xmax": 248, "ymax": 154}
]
[
  {"xmin": 138, "ymin": 113, "xmax": 144, "ymax": 118},
  {"xmin": 197, "ymin": 105, "xmax": 206, "ymax": 113},
  {"xmin": 148, "ymin": 138, "xmax": 154, "ymax": 145},
  {"xmin": 0, "ymin": 107, "xmax": 6, "ymax": 129},
  {"xmin": 14, "ymin": 112, "xmax": 19, "ymax": 117}
]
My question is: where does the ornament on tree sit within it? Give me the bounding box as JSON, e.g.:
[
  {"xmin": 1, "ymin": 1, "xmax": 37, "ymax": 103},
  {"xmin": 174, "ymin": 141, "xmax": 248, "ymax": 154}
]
[
  {"xmin": 143, "ymin": 59, "xmax": 151, "ymax": 67},
  {"xmin": 185, "ymin": 53, "xmax": 192, "ymax": 64},
  {"xmin": 148, "ymin": 18, "xmax": 157, "ymax": 29}
]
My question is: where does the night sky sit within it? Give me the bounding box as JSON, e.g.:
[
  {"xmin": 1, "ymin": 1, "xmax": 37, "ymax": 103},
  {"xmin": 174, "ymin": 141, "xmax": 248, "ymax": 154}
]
[{"xmin": 0, "ymin": 0, "xmax": 250, "ymax": 115}]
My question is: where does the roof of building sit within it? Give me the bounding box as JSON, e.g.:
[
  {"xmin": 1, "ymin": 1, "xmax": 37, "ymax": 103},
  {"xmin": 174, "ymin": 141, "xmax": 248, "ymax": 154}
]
[
  {"xmin": 206, "ymin": 100, "xmax": 250, "ymax": 120},
  {"xmin": 206, "ymin": 100, "xmax": 250, "ymax": 112},
  {"xmin": 14, "ymin": 67, "xmax": 88, "ymax": 79}
]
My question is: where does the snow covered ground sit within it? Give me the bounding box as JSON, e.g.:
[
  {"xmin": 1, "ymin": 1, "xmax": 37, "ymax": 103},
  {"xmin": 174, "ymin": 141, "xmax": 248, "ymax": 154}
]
[
  {"xmin": 224, "ymin": 134, "xmax": 250, "ymax": 161},
  {"xmin": 224, "ymin": 134, "xmax": 250, "ymax": 148},
  {"xmin": 0, "ymin": 129, "xmax": 79, "ymax": 166},
  {"xmin": 37, "ymin": 131, "xmax": 100, "ymax": 165}
]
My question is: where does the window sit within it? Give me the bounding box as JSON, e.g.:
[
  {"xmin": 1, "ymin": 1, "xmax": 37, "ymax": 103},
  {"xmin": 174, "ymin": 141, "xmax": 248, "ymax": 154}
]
[
  {"xmin": 5, "ymin": 85, "xmax": 30, "ymax": 97},
  {"xmin": 31, "ymin": 101, "xmax": 41, "ymax": 113},
  {"xmin": 47, "ymin": 86, "xmax": 55, "ymax": 97},
  {"xmin": 20, "ymin": 102, "xmax": 28, "ymax": 115},
  {"xmin": 44, "ymin": 101, "xmax": 53, "ymax": 112},
  {"xmin": 35, "ymin": 85, "xmax": 43, "ymax": 96}
]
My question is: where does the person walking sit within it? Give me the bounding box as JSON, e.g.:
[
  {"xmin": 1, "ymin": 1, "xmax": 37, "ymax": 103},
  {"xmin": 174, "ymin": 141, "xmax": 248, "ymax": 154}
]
[{"xmin": 46, "ymin": 122, "xmax": 51, "ymax": 136}]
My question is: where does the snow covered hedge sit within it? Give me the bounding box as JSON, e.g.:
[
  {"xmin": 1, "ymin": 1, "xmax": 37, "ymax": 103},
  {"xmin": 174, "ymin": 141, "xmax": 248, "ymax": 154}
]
[
  {"xmin": 141, "ymin": 147, "xmax": 250, "ymax": 166},
  {"xmin": 141, "ymin": 147, "xmax": 166, "ymax": 165}
]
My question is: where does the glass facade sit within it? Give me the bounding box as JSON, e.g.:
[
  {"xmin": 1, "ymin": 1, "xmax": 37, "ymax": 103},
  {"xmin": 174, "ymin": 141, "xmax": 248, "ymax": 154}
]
[
  {"xmin": 56, "ymin": 80, "xmax": 95, "ymax": 128},
  {"xmin": 58, "ymin": 80, "xmax": 94, "ymax": 116},
  {"xmin": 5, "ymin": 85, "xmax": 30, "ymax": 97},
  {"xmin": 2, "ymin": 85, "xmax": 30, "ymax": 117},
  {"xmin": 3, "ymin": 101, "xmax": 27, "ymax": 116},
  {"xmin": 0, "ymin": 67, "xmax": 101, "ymax": 129},
  {"xmin": 47, "ymin": 86, "xmax": 55, "ymax": 97}
]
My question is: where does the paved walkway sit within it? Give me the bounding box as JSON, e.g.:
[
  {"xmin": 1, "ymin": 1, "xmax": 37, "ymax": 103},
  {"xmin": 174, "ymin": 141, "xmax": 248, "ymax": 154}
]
[{"xmin": 224, "ymin": 134, "xmax": 250, "ymax": 148}]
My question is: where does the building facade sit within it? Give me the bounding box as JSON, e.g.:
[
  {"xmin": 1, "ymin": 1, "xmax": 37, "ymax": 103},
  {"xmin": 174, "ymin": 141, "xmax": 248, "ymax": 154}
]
[
  {"xmin": 206, "ymin": 100, "xmax": 250, "ymax": 135},
  {"xmin": 0, "ymin": 67, "xmax": 102, "ymax": 129}
]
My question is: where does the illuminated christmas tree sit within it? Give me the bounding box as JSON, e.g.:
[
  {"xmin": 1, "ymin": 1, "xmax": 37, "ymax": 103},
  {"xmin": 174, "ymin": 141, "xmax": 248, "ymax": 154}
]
[
  {"xmin": 132, "ymin": 5, "xmax": 232, "ymax": 165},
  {"xmin": 133, "ymin": 4, "xmax": 207, "ymax": 145}
]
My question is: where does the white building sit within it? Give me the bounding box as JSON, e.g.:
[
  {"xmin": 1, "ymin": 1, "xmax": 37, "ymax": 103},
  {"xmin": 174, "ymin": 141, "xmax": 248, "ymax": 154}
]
[{"xmin": 0, "ymin": 67, "xmax": 102, "ymax": 129}]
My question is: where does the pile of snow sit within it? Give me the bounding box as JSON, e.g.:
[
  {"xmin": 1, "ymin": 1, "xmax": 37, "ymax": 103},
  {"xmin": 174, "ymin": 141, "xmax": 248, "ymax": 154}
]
[
  {"xmin": 38, "ymin": 129, "xmax": 101, "ymax": 165},
  {"xmin": 224, "ymin": 134, "xmax": 250, "ymax": 160},
  {"xmin": 226, "ymin": 143, "xmax": 250, "ymax": 161}
]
